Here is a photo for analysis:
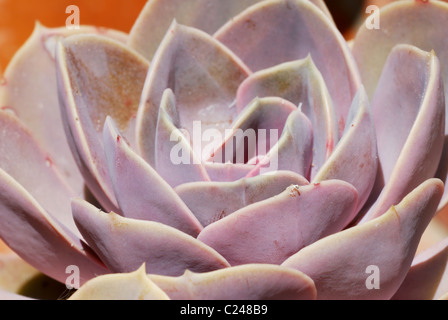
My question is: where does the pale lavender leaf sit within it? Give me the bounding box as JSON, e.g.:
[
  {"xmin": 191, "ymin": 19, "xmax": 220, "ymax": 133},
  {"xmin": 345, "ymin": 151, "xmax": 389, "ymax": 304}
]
[
  {"xmin": 56, "ymin": 34, "xmax": 149, "ymax": 212},
  {"xmin": 312, "ymin": 87, "xmax": 377, "ymax": 218},
  {"xmin": 175, "ymin": 170, "xmax": 309, "ymax": 227},
  {"xmin": 282, "ymin": 179, "xmax": 444, "ymax": 300},
  {"xmin": 136, "ymin": 22, "xmax": 250, "ymax": 166},
  {"xmin": 103, "ymin": 116, "xmax": 203, "ymax": 237},
  {"xmin": 0, "ymin": 111, "xmax": 80, "ymax": 236},
  {"xmin": 0, "ymin": 23, "xmax": 127, "ymax": 195},
  {"xmin": 155, "ymin": 89, "xmax": 210, "ymax": 187},
  {"xmin": 127, "ymin": 0, "xmax": 267, "ymax": 60},
  {"xmin": 72, "ymin": 199, "xmax": 230, "ymax": 276},
  {"xmin": 198, "ymin": 180, "xmax": 358, "ymax": 265},
  {"xmin": 361, "ymin": 45, "xmax": 445, "ymax": 222},
  {"xmin": 237, "ymin": 57, "xmax": 338, "ymax": 179},
  {"xmin": 215, "ymin": 0, "xmax": 361, "ymax": 133},
  {"xmin": 149, "ymin": 264, "xmax": 316, "ymax": 300},
  {"xmin": 0, "ymin": 170, "xmax": 108, "ymax": 285}
]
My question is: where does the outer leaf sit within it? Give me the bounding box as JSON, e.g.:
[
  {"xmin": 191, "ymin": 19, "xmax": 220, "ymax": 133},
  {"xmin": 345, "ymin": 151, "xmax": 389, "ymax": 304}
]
[
  {"xmin": 72, "ymin": 199, "xmax": 230, "ymax": 277},
  {"xmin": 392, "ymin": 237, "xmax": 448, "ymax": 300},
  {"xmin": 361, "ymin": 45, "xmax": 445, "ymax": 222},
  {"xmin": 69, "ymin": 264, "xmax": 169, "ymax": 300},
  {"xmin": 56, "ymin": 34, "xmax": 149, "ymax": 212},
  {"xmin": 128, "ymin": 0, "xmax": 266, "ymax": 60},
  {"xmin": 282, "ymin": 179, "xmax": 444, "ymax": 300},
  {"xmin": 0, "ymin": 169, "xmax": 108, "ymax": 285},
  {"xmin": 0, "ymin": 23, "xmax": 127, "ymax": 194},
  {"xmin": 149, "ymin": 264, "xmax": 316, "ymax": 300},
  {"xmin": 0, "ymin": 111, "xmax": 79, "ymax": 236}
]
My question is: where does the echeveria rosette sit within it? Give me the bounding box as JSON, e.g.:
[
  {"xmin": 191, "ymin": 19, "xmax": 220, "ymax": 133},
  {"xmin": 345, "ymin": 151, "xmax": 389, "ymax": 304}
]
[{"xmin": 0, "ymin": 0, "xmax": 447, "ymax": 301}]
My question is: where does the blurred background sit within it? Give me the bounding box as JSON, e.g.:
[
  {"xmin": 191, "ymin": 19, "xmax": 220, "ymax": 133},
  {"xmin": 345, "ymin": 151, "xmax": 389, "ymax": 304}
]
[{"xmin": 0, "ymin": 0, "xmax": 396, "ymax": 74}]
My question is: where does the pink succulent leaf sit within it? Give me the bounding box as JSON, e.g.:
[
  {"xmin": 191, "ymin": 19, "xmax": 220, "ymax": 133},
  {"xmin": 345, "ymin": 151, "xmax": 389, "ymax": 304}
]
[
  {"xmin": 282, "ymin": 178, "xmax": 444, "ymax": 300},
  {"xmin": 352, "ymin": 0, "xmax": 448, "ymax": 100},
  {"xmin": 103, "ymin": 116, "xmax": 203, "ymax": 237},
  {"xmin": 312, "ymin": 86, "xmax": 377, "ymax": 219},
  {"xmin": 155, "ymin": 89, "xmax": 211, "ymax": 187},
  {"xmin": 0, "ymin": 111, "xmax": 80, "ymax": 237},
  {"xmin": 352, "ymin": 0, "xmax": 448, "ymax": 212},
  {"xmin": 0, "ymin": 289, "xmax": 33, "ymax": 300},
  {"xmin": 0, "ymin": 23, "xmax": 127, "ymax": 196},
  {"xmin": 247, "ymin": 108, "xmax": 314, "ymax": 178},
  {"xmin": 149, "ymin": 264, "xmax": 316, "ymax": 300},
  {"xmin": 70, "ymin": 264, "xmax": 170, "ymax": 300},
  {"xmin": 202, "ymin": 162, "xmax": 256, "ymax": 182},
  {"xmin": 71, "ymin": 199, "xmax": 230, "ymax": 276},
  {"xmin": 127, "ymin": 0, "xmax": 270, "ymax": 60},
  {"xmin": 198, "ymin": 180, "xmax": 358, "ymax": 266},
  {"xmin": 175, "ymin": 170, "xmax": 309, "ymax": 227},
  {"xmin": 392, "ymin": 237, "xmax": 448, "ymax": 300},
  {"xmin": 136, "ymin": 21, "xmax": 251, "ymax": 166},
  {"xmin": 215, "ymin": 0, "xmax": 361, "ymax": 134},
  {"xmin": 0, "ymin": 169, "xmax": 108, "ymax": 285},
  {"xmin": 361, "ymin": 45, "xmax": 445, "ymax": 223},
  {"xmin": 55, "ymin": 34, "xmax": 149, "ymax": 212},
  {"xmin": 237, "ymin": 56, "xmax": 338, "ymax": 179}
]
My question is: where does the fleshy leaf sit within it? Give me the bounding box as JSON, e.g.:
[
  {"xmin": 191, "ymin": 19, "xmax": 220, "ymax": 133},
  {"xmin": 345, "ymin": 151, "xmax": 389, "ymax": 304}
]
[
  {"xmin": 56, "ymin": 34, "xmax": 149, "ymax": 212},
  {"xmin": 215, "ymin": 0, "xmax": 361, "ymax": 133},
  {"xmin": 198, "ymin": 180, "xmax": 358, "ymax": 265},
  {"xmin": 352, "ymin": 0, "xmax": 448, "ymax": 99},
  {"xmin": 0, "ymin": 23, "xmax": 127, "ymax": 195},
  {"xmin": 72, "ymin": 199, "xmax": 230, "ymax": 276},
  {"xmin": 136, "ymin": 22, "xmax": 250, "ymax": 166},
  {"xmin": 282, "ymin": 179, "xmax": 444, "ymax": 300},
  {"xmin": 0, "ymin": 111, "xmax": 80, "ymax": 236},
  {"xmin": 203, "ymin": 162, "xmax": 256, "ymax": 182},
  {"xmin": 392, "ymin": 237, "xmax": 448, "ymax": 300},
  {"xmin": 175, "ymin": 171, "xmax": 309, "ymax": 227},
  {"xmin": 237, "ymin": 57, "xmax": 338, "ymax": 178},
  {"xmin": 154, "ymin": 89, "xmax": 210, "ymax": 187},
  {"xmin": 312, "ymin": 87, "xmax": 377, "ymax": 217},
  {"xmin": 149, "ymin": 264, "xmax": 316, "ymax": 300},
  {"xmin": 361, "ymin": 45, "xmax": 445, "ymax": 222},
  {"xmin": 128, "ymin": 0, "xmax": 270, "ymax": 60},
  {"xmin": 103, "ymin": 116, "xmax": 203, "ymax": 237},
  {"xmin": 69, "ymin": 264, "xmax": 169, "ymax": 300},
  {"xmin": 0, "ymin": 169, "xmax": 108, "ymax": 285}
]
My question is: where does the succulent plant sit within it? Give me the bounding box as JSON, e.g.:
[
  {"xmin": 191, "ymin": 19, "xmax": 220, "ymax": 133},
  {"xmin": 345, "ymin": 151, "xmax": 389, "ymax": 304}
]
[{"xmin": 0, "ymin": 0, "xmax": 448, "ymax": 301}]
